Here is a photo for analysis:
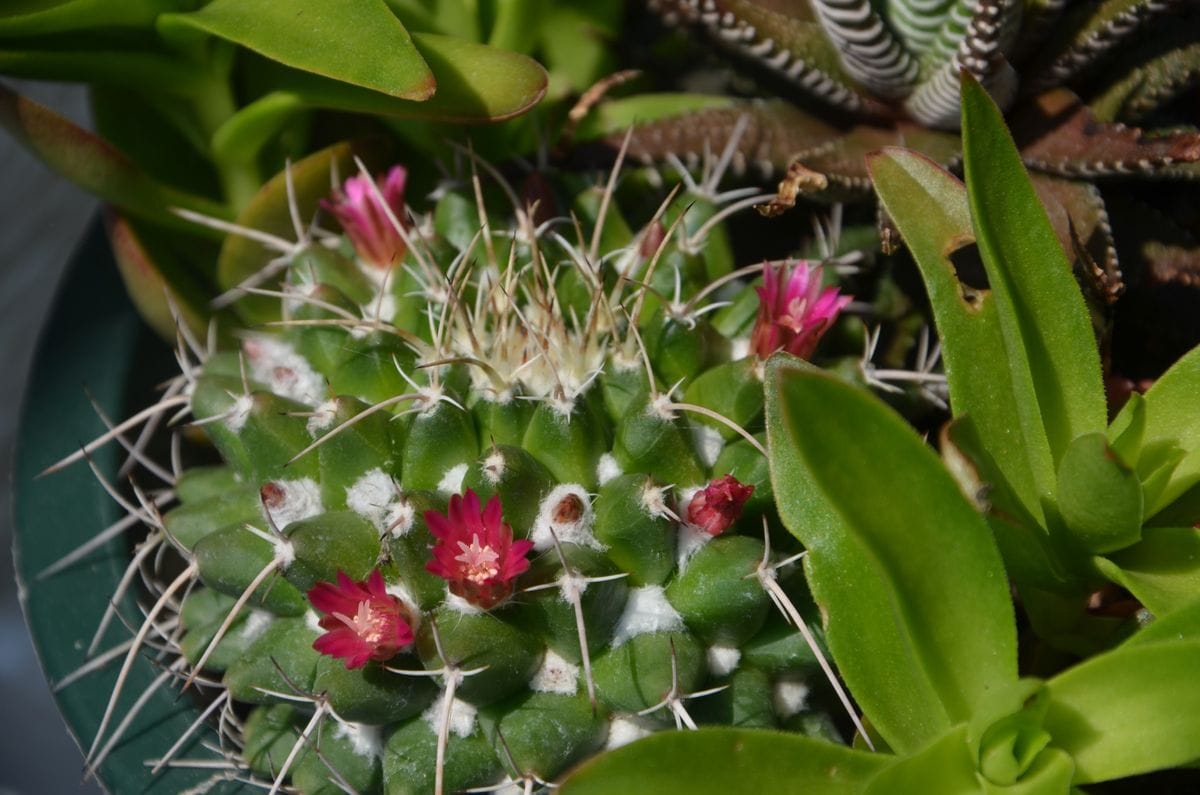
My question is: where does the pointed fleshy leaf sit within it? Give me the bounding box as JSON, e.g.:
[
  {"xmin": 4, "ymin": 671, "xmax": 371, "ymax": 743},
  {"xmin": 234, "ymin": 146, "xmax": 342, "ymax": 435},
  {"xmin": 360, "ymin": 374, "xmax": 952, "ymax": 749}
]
[
  {"xmin": 0, "ymin": 83, "xmax": 231, "ymax": 232},
  {"xmin": 1056, "ymin": 432, "xmax": 1143, "ymax": 554},
  {"xmin": 766, "ymin": 356, "xmax": 1017, "ymax": 752},
  {"xmin": 0, "ymin": 50, "xmax": 208, "ymax": 95},
  {"xmin": 558, "ymin": 727, "xmax": 891, "ymax": 795},
  {"xmin": 962, "ymin": 74, "xmax": 1106, "ymax": 461},
  {"xmin": 1086, "ymin": 30, "xmax": 1200, "ymax": 122},
  {"xmin": 0, "ymin": 0, "xmax": 173, "ymax": 36},
  {"xmin": 1013, "ymin": 90, "xmax": 1200, "ymax": 180},
  {"xmin": 1137, "ymin": 345, "xmax": 1200, "ymax": 478},
  {"xmin": 1030, "ymin": 174, "xmax": 1122, "ymax": 305},
  {"xmin": 158, "ymin": 0, "xmax": 434, "ymax": 100},
  {"xmin": 244, "ymin": 32, "xmax": 548, "ymax": 124},
  {"xmin": 107, "ymin": 213, "xmax": 216, "ymax": 342},
  {"xmin": 1124, "ymin": 596, "xmax": 1200, "ymax": 645},
  {"xmin": 1045, "ymin": 638, "xmax": 1200, "ymax": 783},
  {"xmin": 1097, "ymin": 527, "xmax": 1200, "ymax": 616},
  {"xmin": 1027, "ymin": 0, "xmax": 1186, "ymax": 93},
  {"xmin": 867, "ymin": 146, "xmax": 1052, "ymax": 529}
]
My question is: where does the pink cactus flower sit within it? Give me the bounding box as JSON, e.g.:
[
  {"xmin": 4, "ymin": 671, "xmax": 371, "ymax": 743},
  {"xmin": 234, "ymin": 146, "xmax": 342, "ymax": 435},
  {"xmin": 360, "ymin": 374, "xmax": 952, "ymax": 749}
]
[
  {"xmin": 751, "ymin": 260, "xmax": 851, "ymax": 360},
  {"xmin": 688, "ymin": 474, "xmax": 755, "ymax": 536},
  {"xmin": 322, "ymin": 165, "xmax": 408, "ymax": 267},
  {"xmin": 425, "ymin": 490, "xmax": 533, "ymax": 610},
  {"xmin": 308, "ymin": 569, "xmax": 413, "ymax": 669}
]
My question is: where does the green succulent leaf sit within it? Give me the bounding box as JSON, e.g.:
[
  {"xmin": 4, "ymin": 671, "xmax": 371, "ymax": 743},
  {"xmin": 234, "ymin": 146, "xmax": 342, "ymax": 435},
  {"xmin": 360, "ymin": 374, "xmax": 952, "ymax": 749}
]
[
  {"xmin": 558, "ymin": 727, "xmax": 891, "ymax": 795},
  {"xmin": 1134, "ymin": 344, "xmax": 1200, "ymax": 512},
  {"xmin": 0, "ymin": 0, "xmax": 173, "ymax": 36},
  {"xmin": 960, "ymin": 73, "xmax": 1106, "ymax": 462},
  {"xmin": 0, "ymin": 83, "xmax": 231, "ymax": 233},
  {"xmin": 0, "ymin": 50, "xmax": 207, "ymax": 96},
  {"xmin": 1044, "ymin": 637, "xmax": 1200, "ymax": 783},
  {"xmin": 866, "ymin": 148, "xmax": 1053, "ymax": 554},
  {"xmin": 1055, "ymin": 432, "xmax": 1143, "ymax": 554},
  {"xmin": 158, "ymin": 0, "xmax": 434, "ymax": 100},
  {"xmin": 1124, "ymin": 596, "xmax": 1200, "ymax": 645},
  {"xmin": 234, "ymin": 31, "xmax": 548, "ymax": 131},
  {"xmin": 863, "ymin": 719, "xmax": 1075, "ymax": 795},
  {"xmin": 571, "ymin": 94, "xmax": 738, "ymax": 141},
  {"xmin": 765, "ymin": 357, "xmax": 1016, "ymax": 753},
  {"xmin": 1096, "ymin": 527, "xmax": 1200, "ymax": 616}
]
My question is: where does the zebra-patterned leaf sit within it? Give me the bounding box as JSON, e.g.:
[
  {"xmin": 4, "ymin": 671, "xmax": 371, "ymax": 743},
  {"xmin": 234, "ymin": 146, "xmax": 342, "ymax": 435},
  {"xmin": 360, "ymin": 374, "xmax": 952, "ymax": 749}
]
[
  {"xmin": 649, "ymin": 0, "xmax": 882, "ymax": 115},
  {"xmin": 1026, "ymin": 0, "xmax": 1187, "ymax": 93},
  {"xmin": 807, "ymin": 0, "xmax": 919, "ymax": 98},
  {"xmin": 903, "ymin": 0, "xmax": 1019, "ymax": 129},
  {"xmin": 1012, "ymin": 89, "xmax": 1200, "ymax": 179}
]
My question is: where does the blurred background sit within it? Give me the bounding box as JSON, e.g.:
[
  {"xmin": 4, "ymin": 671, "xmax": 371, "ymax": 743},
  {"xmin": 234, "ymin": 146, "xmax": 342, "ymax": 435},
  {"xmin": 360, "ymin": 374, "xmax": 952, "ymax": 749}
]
[{"xmin": 0, "ymin": 80, "xmax": 104, "ymax": 795}]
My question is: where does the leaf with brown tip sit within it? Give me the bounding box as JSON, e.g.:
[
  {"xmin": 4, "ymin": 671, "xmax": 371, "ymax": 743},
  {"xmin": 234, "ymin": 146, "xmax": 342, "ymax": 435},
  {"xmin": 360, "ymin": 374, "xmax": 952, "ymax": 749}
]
[
  {"xmin": 107, "ymin": 213, "xmax": 216, "ymax": 343},
  {"xmin": 0, "ymin": 83, "xmax": 231, "ymax": 232}
]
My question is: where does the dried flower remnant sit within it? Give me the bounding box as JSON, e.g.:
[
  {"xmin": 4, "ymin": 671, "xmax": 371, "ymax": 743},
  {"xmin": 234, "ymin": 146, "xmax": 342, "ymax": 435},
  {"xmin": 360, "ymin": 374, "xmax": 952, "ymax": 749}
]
[
  {"xmin": 688, "ymin": 475, "xmax": 754, "ymax": 536},
  {"xmin": 425, "ymin": 489, "xmax": 534, "ymax": 609},
  {"xmin": 308, "ymin": 569, "xmax": 413, "ymax": 669},
  {"xmin": 751, "ymin": 260, "xmax": 851, "ymax": 360},
  {"xmin": 322, "ymin": 165, "xmax": 408, "ymax": 267}
]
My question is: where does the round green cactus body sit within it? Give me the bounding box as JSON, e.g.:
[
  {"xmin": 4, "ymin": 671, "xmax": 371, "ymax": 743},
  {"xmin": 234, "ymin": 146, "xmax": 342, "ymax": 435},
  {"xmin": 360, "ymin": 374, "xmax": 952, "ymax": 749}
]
[{"xmin": 144, "ymin": 162, "xmax": 857, "ymax": 794}]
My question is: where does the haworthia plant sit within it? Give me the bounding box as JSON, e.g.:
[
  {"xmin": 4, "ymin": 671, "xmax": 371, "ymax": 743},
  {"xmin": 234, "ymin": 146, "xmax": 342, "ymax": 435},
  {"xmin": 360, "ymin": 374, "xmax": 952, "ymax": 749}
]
[{"xmin": 579, "ymin": 0, "xmax": 1200, "ymax": 297}]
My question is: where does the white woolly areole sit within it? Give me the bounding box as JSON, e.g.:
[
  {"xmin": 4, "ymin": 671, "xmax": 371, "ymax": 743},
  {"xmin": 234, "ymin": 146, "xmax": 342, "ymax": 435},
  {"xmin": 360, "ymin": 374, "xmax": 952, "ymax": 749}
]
[
  {"xmin": 530, "ymin": 649, "xmax": 580, "ymax": 695},
  {"xmin": 333, "ymin": 720, "xmax": 383, "ymax": 759},
  {"xmin": 224, "ymin": 394, "xmax": 255, "ymax": 433},
  {"xmin": 437, "ymin": 463, "xmax": 468, "ymax": 495},
  {"xmin": 596, "ymin": 453, "xmax": 622, "ymax": 486},
  {"xmin": 611, "ymin": 586, "xmax": 684, "ymax": 647},
  {"xmin": 530, "ymin": 484, "xmax": 602, "ymax": 551},
  {"xmin": 707, "ymin": 645, "xmax": 741, "ymax": 678},
  {"xmin": 263, "ymin": 478, "xmax": 323, "ymax": 529},
  {"xmin": 345, "ymin": 468, "xmax": 413, "ymax": 536},
  {"xmin": 605, "ymin": 714, "xmax": 655, "ymax": 750},
  {"xmin": 444, "ymin": 591, "xmax": 485, "ymax": 616},
  {"xmin": 482, "ymin": 449, "xmax": 507, "ymax": 486},
  {"xmin": 640, "ymin": 481, "xmax": 678, "ymax": 522},
  {"xmin": 676, "ymin": 524, "xmax": 713, "ymax": 572},
  {"xmin": 488, "ymin": 778, "xmax": 529, "ymax": 795},
  {"xmin": 304, "ymin": 610, "xmax": 324, "ymax": 635},
  {"xmin": 730, "ymin": 337, "xmax": 752, "ymax": 361},
  {"xmin": 306, "ymin": 399, "xmax": 339, "ymax": 437},
  {"xmin": 385, "ymin": 582, "xmax": 421, "ymax": 631},
  {"xmin": 243, "ymin": 335, "xmax": 324, "ymax": 407},
  {"xmin": 692, "ymin": 424, "xmax": 725, "ymax": 468},
  {"xmin": 237, "ymin": 610, "xmax": 275, "ymax": 643},
  {"xmin": 423, "ymin": 693, "xmax": 478, "ymax": 738},
  {"xmin": 363, "ymin": 292, "xmax": 397, "ymax": 325},
  {"xmin": 773, "ymin": 677, "xmax": 810, "ymax": 719}
]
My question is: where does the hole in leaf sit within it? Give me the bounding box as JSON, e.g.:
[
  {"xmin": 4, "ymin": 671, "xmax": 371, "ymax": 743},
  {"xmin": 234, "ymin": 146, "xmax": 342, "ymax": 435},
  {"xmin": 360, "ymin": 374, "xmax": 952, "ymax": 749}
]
[{"xmin": 947, "ymin": 239, "xmax": 989, "ymax": 291}]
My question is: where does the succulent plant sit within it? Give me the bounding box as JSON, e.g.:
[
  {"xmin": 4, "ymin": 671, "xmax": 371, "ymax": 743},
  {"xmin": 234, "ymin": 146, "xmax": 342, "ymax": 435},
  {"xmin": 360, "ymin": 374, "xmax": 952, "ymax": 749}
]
[
  {"xmin": 575, "ymin": 0, "xmax": 1200, "ymax": 339},
  {"xmin": 41, "ymin": 143, "xmax": 870, "ymax": 793}
]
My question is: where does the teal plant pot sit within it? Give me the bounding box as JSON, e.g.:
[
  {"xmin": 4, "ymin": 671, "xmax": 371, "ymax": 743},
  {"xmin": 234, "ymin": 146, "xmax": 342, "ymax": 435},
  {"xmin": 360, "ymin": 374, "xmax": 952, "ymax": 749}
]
[{"xmin": 13, "ymin": 221, "xmax": 248, "ymax": 793}]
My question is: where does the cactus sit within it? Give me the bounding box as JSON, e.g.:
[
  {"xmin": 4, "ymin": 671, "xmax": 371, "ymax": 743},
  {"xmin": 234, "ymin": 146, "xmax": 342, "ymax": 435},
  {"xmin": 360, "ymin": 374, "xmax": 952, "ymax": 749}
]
[{"xmin": 45, "ymin": 148, "xmax": 866, "ymax": 793}]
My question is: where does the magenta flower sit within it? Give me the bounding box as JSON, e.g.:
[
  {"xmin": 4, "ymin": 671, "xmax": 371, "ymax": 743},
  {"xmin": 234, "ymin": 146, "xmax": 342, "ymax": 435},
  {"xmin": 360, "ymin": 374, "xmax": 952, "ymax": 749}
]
[
  {"xmin": 425, "ymin": 490, "xmax": 533, "ymax": 610},
  {"xmin": 308, "ymin": 569, "xmax": 413, "ymax": 669},
  {"xmin": 751, "ymin": 260, "xmax": 851, "ymax": 360},
  {"xmin": 688, "ymin": 475, "xmax": 755, "ymax": 536},
  {"xmin": 322, "ymin": 165, "xmax": 408, "ymax": 268}
]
